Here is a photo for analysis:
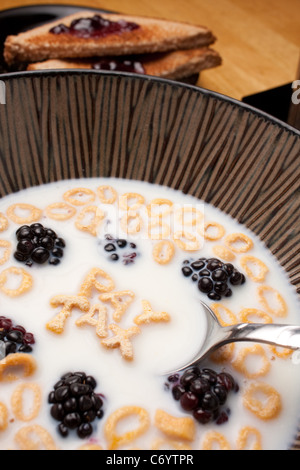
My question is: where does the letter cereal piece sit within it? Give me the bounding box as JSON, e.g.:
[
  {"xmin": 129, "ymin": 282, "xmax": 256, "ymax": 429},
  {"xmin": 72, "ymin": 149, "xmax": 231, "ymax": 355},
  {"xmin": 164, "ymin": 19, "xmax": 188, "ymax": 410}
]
[
  {"xmin": 75, "ymin": 303, "xmax": 108, "ymax": 338},
  {"xmin": 14, "ymin": 425, "xmax": 57, "ymax": 450},
  {"xmin": 134, "ymin": 300, "xmax": 170, "ymax": 325},
  {"xmin": 78, "ymin": 267, "xmax": 115, "ymax": 298},
  {"xmin": 11, "ymin": 382, "xmax": 42, "ymax": 422},
  {"xmin": 75, "ymin": 205, "xmax": 105, "ymax": 236},
  {"xmin": 104, "ymin": 405, "xmax": 150, "ymax": 450},
  {"xmin": 46, "ymin": 295, "xmax": 90, "ymax": 334},
  {"xmin": 101, "ymin": 324, "xmax": 141, "ymax": 361},
  {"xmin": 0, "ymin": 353, "xmax": 37, "ymax": 382},
  {"xmin": 201, "ymin": 431, "xmax": 231, "ymax": 450},
  {"xmin": 236, "ymin": 426, "xmax": 262, "ymax": 450},
  {"xmin": 154, "ymin": 409, "xmax": 195, "ymax": 441},
  {"xmin": 100, "ymin": 290, "xmax": 135, "ymax": 322}
]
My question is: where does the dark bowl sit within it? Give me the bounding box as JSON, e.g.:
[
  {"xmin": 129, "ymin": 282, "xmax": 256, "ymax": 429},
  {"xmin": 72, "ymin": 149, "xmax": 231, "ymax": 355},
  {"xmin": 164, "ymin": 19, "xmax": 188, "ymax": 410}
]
[{"xmin": 0, "ymin": 70, "xmax": 299, "ymax": 448}]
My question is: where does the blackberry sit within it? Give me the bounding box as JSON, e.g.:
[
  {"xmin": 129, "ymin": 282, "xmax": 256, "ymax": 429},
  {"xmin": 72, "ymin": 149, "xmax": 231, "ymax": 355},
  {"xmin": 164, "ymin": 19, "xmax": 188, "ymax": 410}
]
[
  {"xmin": 100, "ymin": 234, "xmax": 139, "ymax": 266},
  {"xmin": 48, "ymin": 371, "xmax": 105, "ymax": 439},
  {"xmin": 0, "ymin": 316, "xmax": 35, "ymax": 359},
  {"xmin": 14, "ymin": 224, "xmax": 66, "ymax": 267},
  {"xmin": 181, "ymin": 257, "xmax": 245, "ymax": 300},
  {"xmin": 166, "ymin": 366, "xmax": 238, "ymax": 426}
]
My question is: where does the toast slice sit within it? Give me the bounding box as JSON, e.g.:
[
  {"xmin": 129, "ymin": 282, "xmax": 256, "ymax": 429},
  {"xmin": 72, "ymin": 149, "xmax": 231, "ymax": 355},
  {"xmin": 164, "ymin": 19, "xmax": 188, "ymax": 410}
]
[
  {"xmin": 4, "ymin": 11, "xmax": 216, "ymax": 65},
  {"xmin": 27, "ymin": 47, "xmax": 221, "ymax": 80}
]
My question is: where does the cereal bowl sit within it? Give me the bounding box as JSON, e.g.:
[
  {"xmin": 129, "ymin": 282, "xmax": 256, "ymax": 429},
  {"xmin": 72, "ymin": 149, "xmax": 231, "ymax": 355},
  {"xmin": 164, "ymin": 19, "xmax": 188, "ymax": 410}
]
[{"xmin": 0, "ymin": 70, "xmax": 299, "ymax": 451}]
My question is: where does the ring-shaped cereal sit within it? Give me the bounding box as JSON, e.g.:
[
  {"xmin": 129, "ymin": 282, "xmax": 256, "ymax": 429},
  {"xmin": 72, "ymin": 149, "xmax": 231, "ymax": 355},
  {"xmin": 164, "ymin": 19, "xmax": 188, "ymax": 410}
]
[
  {"xmin": 199, "ymin": 221, "xmax": 225, "ymax": 241},
  {"xmin": 232, "ymin": 344, "xmax": 271, "ymax": 379},
  {"xmin": 0, "ymin": 353, "xmax": 37, "ymax": 382},
  {"xmin": 201, "ymin": 431, "xmax": 231, "ymax": 450},
  {"xmin": 146, "ymin": 198, "xmax": 173, "ymax": 219},
  {"xmin": 6, "ymin": 203, "xmax": 42, "ymax": 225},
  {"xmin": 75, "ymin": 205, "xmax": 105, "ymax": 236},
  {"xmin": 224, "ymin": 232, "xmax": 253, "ymax": 253},
  {"xmin": 239, "ymin": 308, "xmax": 273, "ymax": 324},
  {"xmin": 212, "ymin": 245, "xmax": 235, "ymax": 262},
  {"xmin": 14, "ymin": 425, "xmax": 57, "ymax": 450},
  {"xmin": 63, "ymin": 187, "xmax": 96, "ymax": 206},
  {"xmin": 45, "ymin": 202, "xmax": 76, "ymax": 220},
  {"xmin": 0, "ymin": 267, "xmax": 33, "ymax": 297},
  {"xmin": 0, "ymin": 213, "xmax": 9, "ymax": 232},
  {"xmin": 120, "ymin": 212, "xmax": 142, "ymax": 235},
  {"xmin": 210, "ymin": 303, "xmax": 238, "ymax": 326},
  {"xmin": 236, "ymin": 426, "xmax": 262, "ymax": 450},
  {"xmin": 78, "ymin": 267, "xmax": 115, "ymax": 297},
  {"xmin": 11, "ymin": 382, "xmax": 42, "ymax": 421},
  {"xmin": 119, "ymin": 193, "xmax": 145, "ymax": 211},
  {"xmin": 173, "ymin": 231, "xmax": 202, "ymax": 251},
  {"xmin": 0, "ymin": 402, "xmax": 8, "ymax": 431},
  {"xmin": 104, "ymin": 406, "xmax": 150, "ymax": 450},
  {"xmin": 268, "ymin": 344, "xmax": 293, "ymax": 359},
  {"xmin": 148, "ymin": 221, "xmax": 171, "ymax": 240},
  {"xmin": 257, "ymin": 285, "xmax": 287, "ymax": 317},
  {"xmin": 242, "ymin": 381, "xmax": 282, "ymax": 420},
  {"xmin": 175, "ymin": 206, "xmax": 202, "ymax": 227},
  {"xmin": 0, "ymin": 240, "xmax": 12, "ymax": 265},
  {"xmin": 152, "ymin": 240, "xmax": 175, "ymax": 265},
  {"xmin": 240, "ymin": 255, "xmax": 269, "ymax": 282},
  {"xmin": 97, "ymin": 185, "xmax": 118, "ymax": 204}
]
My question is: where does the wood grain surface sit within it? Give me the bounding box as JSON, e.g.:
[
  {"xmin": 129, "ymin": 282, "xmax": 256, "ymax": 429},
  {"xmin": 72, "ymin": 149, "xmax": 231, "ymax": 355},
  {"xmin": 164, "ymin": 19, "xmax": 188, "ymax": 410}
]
[{"xmin": 0, "ymin": 0, "xmax": 299, "ymax": 100}]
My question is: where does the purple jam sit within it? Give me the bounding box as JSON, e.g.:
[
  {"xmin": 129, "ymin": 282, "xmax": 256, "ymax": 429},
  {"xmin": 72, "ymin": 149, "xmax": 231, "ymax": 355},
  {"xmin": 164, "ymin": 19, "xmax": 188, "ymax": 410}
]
[
  {"xmin": 92, "ymin": 58, "xmax": 145, "ymax": 74},
  {"xmin": 49, "ymin": 14, "xmax": 140, "ymax": 39}
]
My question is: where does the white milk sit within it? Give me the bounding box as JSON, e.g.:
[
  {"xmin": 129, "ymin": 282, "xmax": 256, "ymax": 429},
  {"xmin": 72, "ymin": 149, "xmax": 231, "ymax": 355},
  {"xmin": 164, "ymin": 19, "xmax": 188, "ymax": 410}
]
[{"xmin": 0, "ymin": 177, "xmax": 299, "ymax": 450}]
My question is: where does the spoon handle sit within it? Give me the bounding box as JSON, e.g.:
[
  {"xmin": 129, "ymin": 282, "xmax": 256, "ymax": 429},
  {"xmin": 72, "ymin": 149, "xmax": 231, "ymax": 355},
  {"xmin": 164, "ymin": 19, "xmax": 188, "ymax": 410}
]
[{"xmin": 223, "ymin": 322, "xmax": 300, "ymax": 350}]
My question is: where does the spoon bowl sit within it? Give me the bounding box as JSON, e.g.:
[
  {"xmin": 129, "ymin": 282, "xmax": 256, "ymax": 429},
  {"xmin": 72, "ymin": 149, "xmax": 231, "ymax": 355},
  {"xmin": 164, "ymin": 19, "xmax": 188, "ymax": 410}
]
[{"xmin": 165, "ymin": 301, "xmax": 300, "ymax": 375}]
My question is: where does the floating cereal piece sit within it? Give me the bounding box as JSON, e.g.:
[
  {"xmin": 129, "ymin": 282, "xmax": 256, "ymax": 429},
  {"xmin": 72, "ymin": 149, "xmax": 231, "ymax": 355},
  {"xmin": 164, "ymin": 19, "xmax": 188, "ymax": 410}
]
[
  {"xmin": 78, "ymin": 268, "xmax": 115, "ymax": 297},
  {"xmin": 63, "ymin": 187, "xmax": 96, "ymax": 206},
  {"xmin": 175, "ymin": 206, "xmax": 203, "ymax": 228},
  {"xmin": 119, "ymin": 193, "xmax": 145, "ymax": 211},
  {"xmin": 239, "ymin": 308, "xmax": 273, "ymax": 324},
  {"xmin": 6, "ymin": 203, "xmax": 42, "ymax": 225},
  {"xmin": 0, "ymin": 240, "xmax": 11, "ymax": 265},
  {"xmin": 152, "ymin": 240, "xmax": 175, "ymax": 265},
  {"xmin": 97, "ymin": 185, "xmax": 118, "ymax": 204},
  {"xmin": 210, "ymin": 303, "xmax": 237, "ymax": 326},
  {"xmin": 147, "ymin": 198, "xmax": 173, "ymax": 219},
  {"xmin": 75, "ymin": 205, "xmax": 104, "ymax": 236},
  {"xmin": 45, "ymin": 202, "xmax": 76, "ymax": 220},
  {"xmin": 173, "ymin": 231, "xmax": 202, "ymax": 251},
  {"xmin": 0, "ymin": 213, "xmax": 9, "ymax": 232},
  {"xmin": 0, "ymin": 266, "xmax": 33, "ymax": 297},
  {"xmin": 210, "ymin": 343, "xmax": 235, "ymax": 364},
  {"xmin": 240, "ymin": 255, "xmax": 269, "ymax": 282},
  {"xmin": 46, "ymin": 295, "xmax": 90, "ymax": 334},
  {"xmin": 154, "ymin": 409, "xmax": 195, "ymax": 441},
  {"xmin": 0, "ymin": 402, "xmax": 8, "ymax": 431},
  {"xmin": 236, "ymin": 426, "xmax": 262, "ymax": 450},
  {"xmin": 148, "ymin": 221, "xmax": 171, "ymax": 240},
  {"xmin": 268, "ymin": 344, "xmax": 293, "ymax": 359},
  {"xmin": 257, "ymin": 285, "xmax": 287, "ymax": 317},
  {"xmin": 201, "ymin": 431, "xmax": 231, "ymax": 450},
  {"xmin": 104, "ymin": 406, "xmax": 150, "ymax": 450},
  {"xmin": 243, "ymin": 382, "xmax": 282, "ymax": 420},
  {"xmin": 199, "ymin": 221, "xmax": 225, "ymax": 240},
  {"xmin": 134, "ymin": 300, "xmax": 170, "ymax": 325},
  {"xmin": 100, "ymin": 290, "xmax": 135, "ymax": 322},
  {"xmin": 14, "ymin": 424, "xmax": 57, "ymax": 450},
  {"xmin": 120, "ymin": 212, "xmax": 142, "ymax": 234},
  {"xmin": 0, "ymin": 353, "xmax": 37, "ymax": 382},
  {"xmin": 151, "ymin": 438, "xmax": 192, "ymax": 450},
  {"xmin": 75, "ymin": 303, "xmax": 108, "ymax": 338},
  {"xmin": 224, "ymin": 232, "xmax": 253, "ymax": 253},
  {"xmin": 101, "ymin": 324, "xmax": 141, "ymax": 361},
  {"xmin": 232, "ymin": 344, "xmax": 271, "ymax": 379},
  {"xmin": 11, "ymin": 382, "xmax": 42, "ymax": 422},
  {"xmin": 212, "ymin": 245, "xmax": 235, "ymax": 262}
]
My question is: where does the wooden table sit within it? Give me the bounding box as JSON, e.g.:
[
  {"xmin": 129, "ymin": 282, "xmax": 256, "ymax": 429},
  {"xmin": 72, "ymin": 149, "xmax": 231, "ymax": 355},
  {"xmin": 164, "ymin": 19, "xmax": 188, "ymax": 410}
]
[{"xmin": 1, "ymin": 0, "xmax": 299, "ymax": 101}]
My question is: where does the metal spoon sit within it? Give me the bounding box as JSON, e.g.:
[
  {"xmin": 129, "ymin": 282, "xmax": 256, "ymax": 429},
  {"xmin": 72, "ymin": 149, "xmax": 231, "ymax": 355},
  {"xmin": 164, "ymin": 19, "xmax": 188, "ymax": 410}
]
[{"xmin": 165, "ymin": 301, "xmax": 300, "ymax": 375}]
